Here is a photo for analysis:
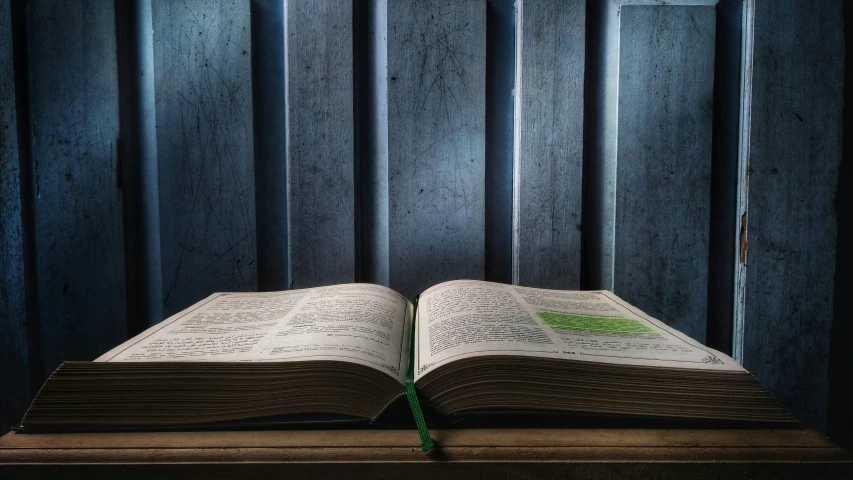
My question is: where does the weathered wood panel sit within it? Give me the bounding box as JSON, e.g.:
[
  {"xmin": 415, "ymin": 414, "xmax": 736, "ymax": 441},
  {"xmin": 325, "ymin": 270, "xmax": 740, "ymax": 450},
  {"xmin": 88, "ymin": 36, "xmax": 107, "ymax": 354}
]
[
  {"xmin": 516, "ymin": 0, "xmax": 585, "ymax": 289},
  {"xmin": 743, "ymin": 0, "xmax": 843, "ymax": 433},
  {"xmin": 387, "ymin": 0, "xmax": 487, "ymax": 299},
  {"xmin": 483, "ymin": 0, "xmax": 514, "ymax": 285},
  {"xmin": 250, "ymin": 0, "xmax": 289, "ymax": 291},
  {"xmin": 153, "ymin": 0, "xmax": 256, "ymax": 315},
  {"xmin": 706, "ymin": 0, "xmax": 746, "ymax": 357},
  {"xmin": 1, "ymin": 427, "xmax": 851, "ymax": 480},
  {"xmin": 614, "ymin": 6, "xmax": 716, "ymax": 343},
  {"xmin": 286, "ymin": 0, "xmax": 355, "ymax": 288},
  {"xmin": 115, "ymin": 0, "xmax": 164, "ymax": 333},
  {"xmin": 353, "ymin": 0, "xmax": 390, "ymax": 286},
  {"xmin": 827, "ymin": 0, "xmax": 853, "ymax": 450},
  {"xmin": 27, "ymin": 0, "xmax": 127, "ymax": 373},
  {"xmin": 582, "ymin": 0, "xmax": 620, "ymax": 291},
  {"xmin": 0, "ymin": 0, "xmax": 29, "ymax": 434}
]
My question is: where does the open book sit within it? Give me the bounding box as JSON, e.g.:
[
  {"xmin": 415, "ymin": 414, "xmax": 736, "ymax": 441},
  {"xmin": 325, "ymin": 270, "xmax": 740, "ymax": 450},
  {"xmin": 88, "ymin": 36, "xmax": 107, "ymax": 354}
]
[{"xmin": 19, "ymin": 280, "xmax": 793, "ymax": 444}]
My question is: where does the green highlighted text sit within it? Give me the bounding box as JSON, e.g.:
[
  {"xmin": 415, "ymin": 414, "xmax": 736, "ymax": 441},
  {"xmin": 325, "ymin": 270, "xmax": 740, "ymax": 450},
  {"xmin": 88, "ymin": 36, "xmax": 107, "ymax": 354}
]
[{"xmin": 536, "ymin": 312, "xmax": 655, "ymax": 336}]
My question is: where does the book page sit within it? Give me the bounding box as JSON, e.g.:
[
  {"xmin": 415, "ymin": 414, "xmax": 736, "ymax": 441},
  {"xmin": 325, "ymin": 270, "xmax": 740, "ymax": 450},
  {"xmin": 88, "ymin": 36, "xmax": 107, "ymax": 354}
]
[
  {"xmin": 414, "ymin": 280, "xmax": 743, "ymax": 381},
  {"xmin": 97, "ymin": 284, "xmax": 412, "ymax": 384}
]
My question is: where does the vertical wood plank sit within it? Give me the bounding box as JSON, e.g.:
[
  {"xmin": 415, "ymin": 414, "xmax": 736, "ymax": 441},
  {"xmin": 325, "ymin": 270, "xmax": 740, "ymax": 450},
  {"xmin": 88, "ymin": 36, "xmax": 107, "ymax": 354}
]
[
  {"xmin": 153, "ymin": 0, "xmax": 256, "ymax": 315},
  {"xmin": 250, "ymin": 0, "xmax": 289, "ymax": 291},
  {"xmin": 115, "ymin": 0, "xmax": 164, "ymax": 332},
  {"xmin": 743, "ymin": 0, "xmax": 843, "ymax": 433},
  {"xmin": 28, "ymin": 0, "xmax": 127, "ymax": 373},
  {"xmin": 706, "ymin": 0, "xmax": 746, "ymax": 356},
  {"xmin": 614, "ymin": 6, "xmax": 716, "ymax": 343},
  {"xmin": 732, "ymin": 0, "xmax": 756, "ymax": 365},
  {"xmin": 353, "ymin": 0, "xmax": 390, "ymax": 286},
  {"xmin": 286, "ymin": 0, "xmax": 355, "ymax": 288},
  {"xmin": 581, "ymin": 0, "xmax": 620, "ymax": 291},
  {"xmin": 387, "ymin": 0, "xmax": 487, "ymax": 299},
  {"xmin": 0, "ymin": 0, "xmax": 29, "ymax": 434},
  {"xmin": 516, "ymin": 0, "xmax": 585, "ymax": 289},
  {"xmin": 483, "ymin": 0, "xmax": 514, "ymax": 285},
  {"xmin": 828, "ymin": 0, "xmax": 853, "ymax": 450}
]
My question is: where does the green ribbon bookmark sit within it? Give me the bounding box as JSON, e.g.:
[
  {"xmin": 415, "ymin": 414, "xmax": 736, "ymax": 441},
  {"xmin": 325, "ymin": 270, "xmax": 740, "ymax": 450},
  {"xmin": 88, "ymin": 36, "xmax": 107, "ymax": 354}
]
[
  {"xmin": 406, "ymin": 297, "xmax": 435, "ymax": 452},
  {"xmin": 406, "ymin": 379, "xmax": 433, "ymax": 451}
]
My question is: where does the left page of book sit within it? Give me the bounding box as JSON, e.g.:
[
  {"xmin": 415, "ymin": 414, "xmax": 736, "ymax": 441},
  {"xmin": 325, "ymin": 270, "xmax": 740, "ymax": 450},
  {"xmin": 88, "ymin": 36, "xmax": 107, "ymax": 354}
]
[{"xmin": 96, "ymin": 284, "xmax": 412, "ymax": 384}]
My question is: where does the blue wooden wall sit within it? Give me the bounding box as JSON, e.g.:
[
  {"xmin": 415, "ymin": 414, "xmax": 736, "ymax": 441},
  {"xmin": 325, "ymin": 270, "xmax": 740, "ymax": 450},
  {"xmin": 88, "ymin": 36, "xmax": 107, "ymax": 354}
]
[{"xmin": 0, "ymin": 0, "xmax": 847, "ymax": 444}]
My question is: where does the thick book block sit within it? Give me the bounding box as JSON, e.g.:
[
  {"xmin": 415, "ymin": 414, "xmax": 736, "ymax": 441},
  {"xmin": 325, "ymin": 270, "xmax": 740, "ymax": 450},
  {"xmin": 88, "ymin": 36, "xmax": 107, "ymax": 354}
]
[{"xmin": 15, "ymin": 279, "xmax": 799, "ymax": 456}]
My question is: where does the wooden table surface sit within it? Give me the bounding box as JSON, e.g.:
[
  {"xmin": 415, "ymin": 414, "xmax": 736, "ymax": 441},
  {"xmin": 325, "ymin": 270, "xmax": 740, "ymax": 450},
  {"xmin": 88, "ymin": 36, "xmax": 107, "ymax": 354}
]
[{"xmin": 1, "ymin": 427, "xmax": 850, "ymax": 479}]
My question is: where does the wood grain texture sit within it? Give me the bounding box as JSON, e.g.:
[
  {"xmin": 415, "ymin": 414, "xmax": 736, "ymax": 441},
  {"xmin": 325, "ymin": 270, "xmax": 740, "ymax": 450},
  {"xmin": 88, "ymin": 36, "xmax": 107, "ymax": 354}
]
[
  {"xmin": 286, "ymin": 0, "xmax": 355, "ymax": 288},
  {"xmin": 743, "ymin": 0, "xmax": 843, "ymax": 433},
  {"xmin": 706, "ymin": 0, "xmax": 746, "ymax": 357},
  {"xmin": 114, "ymin": 0, "xmax": 164, "ymax": 332},
  {"xmin": 250, "ymin": 0, "xmax": 289, "ymax": 291},
  {"xmin": 582, "ymin": 0, "xmax": 620, "ymax": 291},
  {"xmin": 0, "ymin": 427, "xmax": 839, "ymax": 449},
  {"xmin": 27, "ymin": 0, "xmax": 126, "ymax": 374},
  {"xmin": 0, "ymin": 428, "xmax": 850, "ymax": 479},
  {"xmin": 516, "ymin": 0, "xmax": 585, "ymax": 290},
  {"xmin": 0, "ymin": 1, "xmax": 29, "ymax": 435},
  {"xmin": 0, "ymin": 463, "xmax": 849, "ymax": 480},
  {"xmin": 483, "ymin": 0, "xmax": 514, "ymax": 285},
  {"xmin": 614, "ymin": 6, "xmax": 716, "ymax": 343},
  {"xmin": 353, "ymin": 0, "xmax": 390, "ymax": 286},
  {"xmin": 388, "ymin": 0, "xmax": 486, "ymax": 299},
  {"xmin": 616, "ymin": 0, "xmax": 719, "ymax": 5},
  {"xmin": 153, "ymin": 0, "xmax": 257, "ymax": 316}
]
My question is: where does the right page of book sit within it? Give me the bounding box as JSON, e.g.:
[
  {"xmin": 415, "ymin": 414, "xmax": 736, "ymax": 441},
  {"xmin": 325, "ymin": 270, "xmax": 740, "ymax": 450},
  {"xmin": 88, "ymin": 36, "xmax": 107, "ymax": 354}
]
[{"xmin": 414, "ymin": 280, "xmax": 743, "ymax": 381}]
